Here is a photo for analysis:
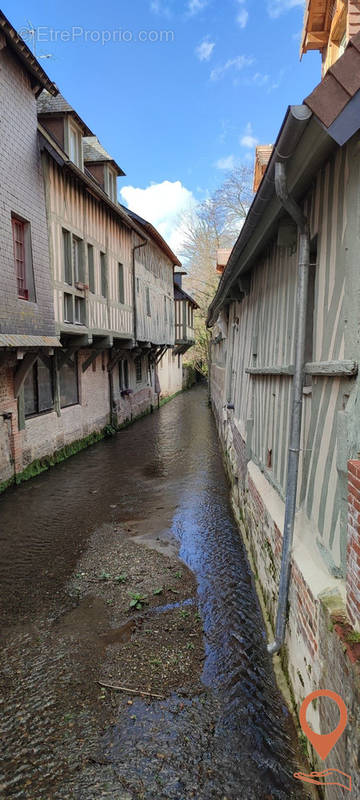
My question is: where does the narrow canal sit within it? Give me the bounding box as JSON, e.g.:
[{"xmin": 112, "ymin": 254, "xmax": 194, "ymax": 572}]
[{"xmin": 0, "ymin": 386, "xmax": 308, "ymax": 799}]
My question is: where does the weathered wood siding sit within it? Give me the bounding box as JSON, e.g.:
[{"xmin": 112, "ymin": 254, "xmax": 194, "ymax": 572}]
[
  {"xmin": 134, "ymin": 236, "xmax": 174, "ymax": 346},
  {"xmin": 218, "ymin": 139, "xmax": 360, "ymax": 573},
  {"xmin": 44, "ymin": 154, "xmax": 134, "ymax": 338}
]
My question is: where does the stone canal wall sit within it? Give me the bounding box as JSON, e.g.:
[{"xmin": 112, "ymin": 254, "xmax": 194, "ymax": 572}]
[{"xmin": 211, "ymin": 397, "xmax": 360, "ymax": 797}]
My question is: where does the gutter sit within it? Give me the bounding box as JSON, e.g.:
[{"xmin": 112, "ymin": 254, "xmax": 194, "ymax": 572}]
[
  {"xmin": 267, "ymin": 162, "xmax": 310, "ymax": 655},
  {"xmin": 206, "ymin": 105, "xmax": 313, "ymax": 327}
]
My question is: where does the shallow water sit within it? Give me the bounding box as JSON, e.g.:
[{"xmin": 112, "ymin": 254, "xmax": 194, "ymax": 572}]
[{"xmin": 0, "ymin": 385, "xmax": 306, "ymax": 799}]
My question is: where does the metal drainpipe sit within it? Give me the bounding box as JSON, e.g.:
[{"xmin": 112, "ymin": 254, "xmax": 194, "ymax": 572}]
[
  {"xmin": 267, "ymin": 162, "xmax": 310, "ymax": 656},
  {"xmin": 132, "ymin": 237, "xmax": 147, "ymax": 344}
]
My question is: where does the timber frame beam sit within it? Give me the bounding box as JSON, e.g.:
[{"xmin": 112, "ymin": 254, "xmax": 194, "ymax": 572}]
[{"xmin": 14, "ymin": 352, "xmax": 39, "ymax": 397}]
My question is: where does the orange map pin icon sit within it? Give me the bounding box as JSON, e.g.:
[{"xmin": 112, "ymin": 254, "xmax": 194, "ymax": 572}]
[{"xmin": 299, "ymin": 690, "xmax": 348, "ymax": 761}]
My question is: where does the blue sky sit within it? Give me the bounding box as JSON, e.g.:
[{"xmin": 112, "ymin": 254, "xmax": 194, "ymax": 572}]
[{"xmin": 5, "ymin": 0, "xmax": 320, "ymax": 253}]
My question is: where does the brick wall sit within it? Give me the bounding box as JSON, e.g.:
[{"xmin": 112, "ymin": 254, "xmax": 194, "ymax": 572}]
[
  {"xmin": 347, "ymin": 460, "xmax": 360, "ymax": 628},
  {"xmin": 0, "ymin": 351, "xmax": 156, "ymax": 486},
  {"xmin": 0, "ymin": 46, "xmax": 55, "ymax": 335}
]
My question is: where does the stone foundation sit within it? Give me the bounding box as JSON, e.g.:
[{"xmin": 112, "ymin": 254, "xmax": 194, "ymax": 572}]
[
  {"xmin": 213, "ymin": 404, "xmax": 360, "ymax": 797},
  {"xmin": 0, "ymin": 351, "xmax": 157, "ymax": 491}
]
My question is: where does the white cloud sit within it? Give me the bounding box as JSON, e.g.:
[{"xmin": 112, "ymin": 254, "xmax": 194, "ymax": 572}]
[
  {"xmin": 240, "ymin": 122, "xmax": 258, "ymax": 149},
  {"xmin": 210, "ymin": 54, "xmax": 253, "ymax": 81},
  {"xmin": 215, "ymin": 155, "xmax": 236, "ymax": 170},
  {"xmin": 196, "ymin": 38, "xmax": 215, "ymax": 61},
  {"xmin": 237, "ymin": 7, "xmax": 249, "ymax": 27},
  {"xmin": 150, "ymin": 0, "xmax": 171, "ymax": 14},
  {"xmin": 252, "ymin": 71, "xmax": 270, "ymax": 86},
  {"xmin": 120, "ymin": 180, "xmax": 195, "ymax": 256},
  {"xmin": 267, "ymin": 0, "xmax": 304, "ymax": 19},
  {"xmin": 187, "ymin": 0, "xmax": 208, "ymax": 15}
]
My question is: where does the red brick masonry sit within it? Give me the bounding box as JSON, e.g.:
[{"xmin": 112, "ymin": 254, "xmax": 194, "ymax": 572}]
[{"xmin": 347, "ymin": 460, "xmax": 360, "ymax": 628}]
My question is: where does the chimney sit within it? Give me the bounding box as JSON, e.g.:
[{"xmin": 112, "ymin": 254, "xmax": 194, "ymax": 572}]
[
  {"xmin": 216, "ymin": 249, "xmax": 232, "ymax": 275},
  {"xmin": 253, "ymin": 144, "xmax": 273, "ymax": 193}
]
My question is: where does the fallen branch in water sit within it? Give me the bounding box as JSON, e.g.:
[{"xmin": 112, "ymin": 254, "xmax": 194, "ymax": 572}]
[{"xmin": 97, "ymin": 681, "xmax": 165, "ymax": 699}]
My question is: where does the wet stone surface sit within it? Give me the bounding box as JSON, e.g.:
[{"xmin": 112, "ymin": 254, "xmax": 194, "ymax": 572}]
[{"xmin": 0, "ymin": 386, "xmax": 309, "ymax": 799}]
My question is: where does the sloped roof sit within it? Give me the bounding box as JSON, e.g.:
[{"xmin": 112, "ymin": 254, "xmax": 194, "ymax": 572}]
[
  {"xmin": 37, "ymin": 89, "xmax": 94, "ymax": 136},
  {"xmin": 122, "ymin": 206, "xmax": 182, "ymax": 267},
  {"xmin": 207, "ymin": 36, "xmax": 360, "ymax": 327},
  {"xmin": 0, "ymin": 11, "xmax": 58, "ymax": 96},
  {"xmin": 83, "ymin": 136, "xmax": 125, "ymax": 176},
  {"xmin": 174, "ymin": 285, "xmax": 199, "ymax": 309},
  {"xmin": 304, "ymin": 31, "xmax": 360, "ymax": 128}
]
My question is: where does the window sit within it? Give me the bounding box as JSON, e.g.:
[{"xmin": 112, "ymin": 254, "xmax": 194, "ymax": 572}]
[
  {"xmin": 136, "ymin": 277, "xmax": 140, "ymax": 294},
  {"xmin": 135, "ymin": 356, "xmax": 142, "ymax": 383},
  {"xmin": 11, "ymin": 216, "xmax": 35, "ymax": 301},
  {"xmin": 63, "ymin": 229, "xmax": 84, "ymax": 285},
  {"xmin": 107, "ymin": 168, "xmax": 117, "ymax": 202},
  {"xmin": 69, "ymin": 124, "xmax": 82, "ymax": 167},
  {"xmin": 64, "ymin": 293, "xmax": 73, "ymax": 323},
  {"xmin": 146, "ymin": 286, "xmax": 151, "ymax": 317},
  {"xmin": 74, "ymin": 296, "xmax": 85, "ymax": 325},
  {"xmin": 118, "ymin": 263, "xmax": 124, "ymax": 304},
  {"xmin": 72, "ymin": 236, "xmax": 84, "ymax": 283},
  {"xmin": 24, "ymin": 359, "xmax": 54, "ymax": 417},
  {"xmin": 119, "ymin": 359, "xmax": 129, "ymax": 391},
  {"xmin": 88, "ymin": 244, "xmax": 95, "ymax": 293},
  {"xmin": 60, "ymin": 355, "xmax": 79, "ymax": 407},
  {"xmin": 178, "ymin": 355, "xmax": 181, "ymax": 369},
  {"xmin": 100, "ymin": 252, "xmax": 107, "ymax": 298},
  {"xmin": 63, "ymin": 229, "xmax": 72, "ymax": 284}
]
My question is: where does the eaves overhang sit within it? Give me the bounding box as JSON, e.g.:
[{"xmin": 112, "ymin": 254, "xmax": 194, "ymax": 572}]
[
  {"xmin": 38, "ymin": 125, "xmax": 148, "ymax": 242},
  {"xmin": 207, "ymin": 106, "xmax": 336, "ymax": 328},
  {"xmin": 0, "ymin": 11, "xmax": 58, "ymax": 96}
]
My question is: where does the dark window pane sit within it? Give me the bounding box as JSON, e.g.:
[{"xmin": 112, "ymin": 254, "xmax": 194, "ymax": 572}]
[
  {"xmin": 63, "ymin": 229, "xmax": 72, "ymax": 284},
  {"xmin": 88, "ymin": 244, "xmax": 95, "ymax": 292},
  {"xmin": 24, "ymin": 365, "xmax": 37, "ymax": 416},
  {"xmin": 37, "ymin": 359, "xmax": 54, "ymax": 412},
  {"xmin": 60, "ymin": 356, "xmax": 79, "ymax": 407},
  {"xmin": 135, "ymin": 356, "xmax": 142, "ymax": 383},
  {"xmin": 124, "ymin": 359, "xmax": 129, "ymax": 388},
  {"xmin": 118, "ymin": 262, "xmax": 124, "ymax": 304},
  {"xmin": 100, "ymin": 253, "xmax": 107, "ymax": 298}
]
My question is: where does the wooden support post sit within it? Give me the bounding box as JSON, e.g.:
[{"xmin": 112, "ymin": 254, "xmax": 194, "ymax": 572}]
[
  {"xmin": 54, "ymin": 352, "xmax": 61, "ymax": 418},
  {"xmin": 14, "ymin": 352, "xmax": 38, "ymax": 398},
  {"xmin": 17, "ymin": 388, "xmax": 25, "ymax": 431},
  {"xmin": 82, "ymin": 351, "xmax": 99, "ymax": 373}
]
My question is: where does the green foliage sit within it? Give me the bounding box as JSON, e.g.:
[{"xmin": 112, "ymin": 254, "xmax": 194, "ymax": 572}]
[
  {"xmin": 114, "ymin": 573, "xmax": 127, "ymax": 584},
  {"xmin": 129, "ymin": 592, "xmax": 148, "ymax": 610},
  {"xmin": 153, "ymin": 587, "xmax": 163, "ymax": 596},
  {"xmin": 99, "ymin": 571, "xmax": 111, "ymax": 581},
  {"xmin": 346, "ymin": 631, "xmax": 360, "ymax": 643}
]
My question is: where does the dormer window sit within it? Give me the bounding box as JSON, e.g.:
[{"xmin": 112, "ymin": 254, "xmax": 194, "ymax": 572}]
[
  {"xmin": 68, "ymin": 121, "xmax": 82, "ymax": 168},
  {"xmin": 106, "ymin": 167, "xmax": 117, "ymax": 202}
]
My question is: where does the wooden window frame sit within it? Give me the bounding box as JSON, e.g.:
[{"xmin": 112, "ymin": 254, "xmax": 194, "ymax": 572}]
[
  {"xmin": 11, "ymin": 215, "xmax": 35, "ymax": 301},
  {"xmin": 24, "ymin": 358, "xmax": 54, "ymax": 418},
  {"xmin": 135, "ymin": 356, "xmax": 142, "ymax": 383}
]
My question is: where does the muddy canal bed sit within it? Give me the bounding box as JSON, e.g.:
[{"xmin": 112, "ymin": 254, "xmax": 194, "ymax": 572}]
[{"xmin": 0, "ymin": 386, "xmax": 310, "ymax": 799}]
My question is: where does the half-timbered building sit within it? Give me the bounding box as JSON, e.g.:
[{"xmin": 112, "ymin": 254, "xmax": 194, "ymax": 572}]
[{"xmin": 208, "ymin": 35, "xmax": 360, "ymax": 788}]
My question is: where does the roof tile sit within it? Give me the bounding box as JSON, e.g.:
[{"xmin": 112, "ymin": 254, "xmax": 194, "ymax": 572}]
[
  {"xmin": 330, "ymin": 45, "xmax": 360, "ymax": 95},
  {"xmin": 304, "ymin": 72, "xmax": 350, "ymax": 128}
]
